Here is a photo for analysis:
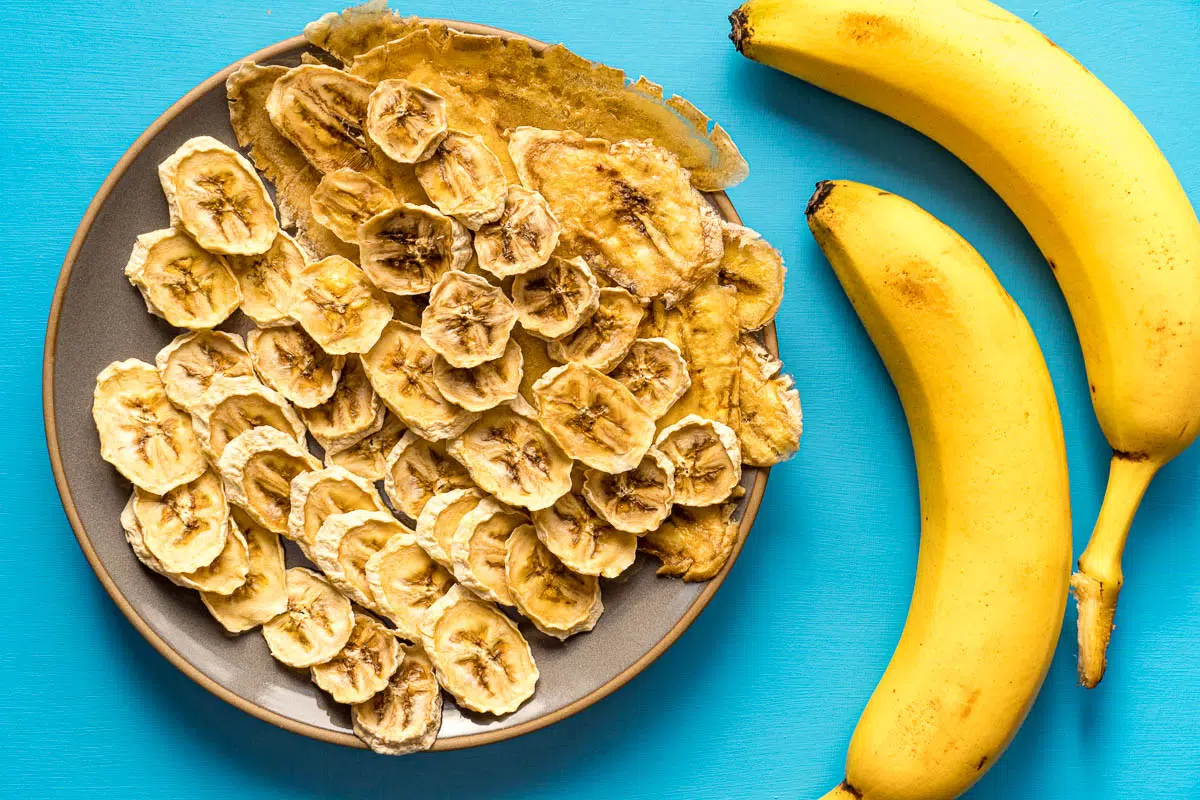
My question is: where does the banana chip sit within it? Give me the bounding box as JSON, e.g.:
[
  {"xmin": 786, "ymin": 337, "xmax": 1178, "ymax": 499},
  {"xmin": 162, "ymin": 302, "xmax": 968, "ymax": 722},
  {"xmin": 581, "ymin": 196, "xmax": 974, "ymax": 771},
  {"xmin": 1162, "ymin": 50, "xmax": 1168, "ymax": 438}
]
[
  {"xmin": 201, "ymin": 508, "xmax": 289, "ymax": 633},
  {"xmin": 291, "ymin": 255, "xmax": 393, "ymax": 355},
  {"xmin": 421, "ymin": 271, "xmax": 518, "ymax": 369},
  {"xmin": 365, "ymin": 529, "xmax": 455, "ymax": 639},
  {"xmin": 655, "ymin": 415, "xmax": 741, "ymax": 507},
  {"xmin": 657, "ymin": 279, "xmax": 741, "ymax": 431},
  {"xmin": 263, "ymin": 567, "xmax": 355, "ymax": 668},
  {"xmin": 546, "ymin": 287, "xmax": 644, "ymax": 372},
  {"xmin": 218, "ymin": 426, "xmax": 320, "ymax": 534},
  {"xmin": 158, "ymin": 135, "xmax": 279, "ymax": 256},
  {"xmin": 121, "ymin": 494, "xmax": 249, "ymax": 595},
  {"xmin": 358, "ymin": 204, "xmax": 472, "ymax": 295},
  {"xmin": 506, "ymin": 523, "xmax": 602, "ymax": 640},
  {"xmin": 640, "ymin": 503, "xmax": 739, "ymax": 581},
  {"xmin": 608, "ymin": 338, "xmax": 690, "ymax": 419},
  {"xmin": 312, "ymin": 509, "xmax": 409, "ymax": 609},
  {"xmin": 415, "ymin": 488, "xmax": 485, "ymax": 570},
  {"xmin": 266, "ymin": 64, "xmax": 376, "ymax": 175},
  {"xmin": 352, "ymin": 643, "xmax": 443, "ymax": 755},
  {"xmin": 420, "ymin": 585, "xmax": 538, "ymax": 715},
  {"xmin": 530, "ymin": 491, "xmax": 637, "ymax": 578},
  {"xmin": 155, "ymin": 330, "xmax": 256, "ymax": 412},
  {"xmin": 299, "ymin": 358, "xmax": 386, "ymax": 452},
  {"xmin": 310, "ymin": 168, "xmax": 398, "ymax": 244},
  {"xmin": 473, "ymin": 186, "xmax": 560, "ymax": 278},
  {"xmin": 190, "ymin": 375, "xmax": 306, "ymax": 460},
  {"xmin": 288, "ymin": 465, "xmax": 387, "ymax": 552},
  {"xmin": 415, "ymin": 130, "xmax": 507, "ymax": 230},
  {"xmin": 124, "ymin": 228, "xmax": 241, "ymax": 330},
  {"xmin": 433, "ymin": 337, "xmax": 523, "ymax": 413},
  {"xmin": 737, "ymin": 336, "xmax": 803, "ymax": 467},
  {"xmin": 93, "ymin": 359, "xmax": 207, "ymax": 494},
  {"xmin": 450, "ymin": 498, "xmax": 528, "ymax": 607},
  {"xmin": 389, "ymin": 293, "xmax": 428, "ymax": 326},
  {"xmin": 133, "ymin": 470, "xmax": 230, "ymax": 574},
  {"xmin": 326, "ymin": 413, "xmax": 406, "ymax": 480},
  {"xmin": 383, "ymin": 431, "xmax": 474, "ymax": 519},
  {"xmin": 510, "ymin": 256, "xmax": 600, "ymax": 340},
  {"xmin": 366, "ymin": 78, "xmax": 448, "ymax": 164},
  {"xmin": 717, "ymin": 223, "xmax": 785, "ymax": 331},
  {"xmin": 312, "ymin": 612, "xmax": 402, "ymax": 704},
  {"xmin": 512, "ymin": 325, "xmax": 555, "ymax": 406},
  {"xmin": 581, "ymin": 449, "xmax": 676, "ymax": 535},
  {"xmin": 247, "ymin": 325, "xmax": 344, "ymax": 409},
  {"xmin": 227, "ymin": 230, "xmax": 307, "ymax": 327}
]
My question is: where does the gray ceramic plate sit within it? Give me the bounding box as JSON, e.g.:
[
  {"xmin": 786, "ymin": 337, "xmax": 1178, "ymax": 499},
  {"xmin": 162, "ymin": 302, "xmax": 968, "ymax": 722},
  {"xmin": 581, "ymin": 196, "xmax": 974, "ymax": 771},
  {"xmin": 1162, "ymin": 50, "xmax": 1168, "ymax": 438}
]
[{"xmin": 43, "ymin": 22, "xmax": 773, "ymax": 751}]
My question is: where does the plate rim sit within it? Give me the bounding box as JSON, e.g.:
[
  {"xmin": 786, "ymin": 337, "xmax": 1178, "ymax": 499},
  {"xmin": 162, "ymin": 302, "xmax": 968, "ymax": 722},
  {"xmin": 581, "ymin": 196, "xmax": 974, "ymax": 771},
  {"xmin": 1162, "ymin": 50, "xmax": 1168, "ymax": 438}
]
[{"xmin": 41, "ymin": 21, "xmax": 774, "ymax": 752}]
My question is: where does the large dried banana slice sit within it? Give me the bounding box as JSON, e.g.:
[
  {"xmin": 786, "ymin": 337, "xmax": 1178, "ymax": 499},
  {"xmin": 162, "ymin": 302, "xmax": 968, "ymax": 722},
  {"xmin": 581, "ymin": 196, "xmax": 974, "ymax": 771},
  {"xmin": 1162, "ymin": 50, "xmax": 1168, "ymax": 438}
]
[
  {"xmin": 420, "ymin": 271, "xmax": 518, "ymax": 369},
  {"xmin": 415, "ymin": 488, "xmax": 485, "ymax": 570},
  {"xmin": 311, "ymin": 168, "xmax": 398, "ymax": 244},
  {"xmin": 358, "ymin": 204, "xmax": 472, "ymax": 295},
  {"xmin": 155, "ymin": 330, "xmax": 256, "ymax": 412},
  {"xmin": 446, "ymin": 405, "xmax": 572, "ymax": 511},
  {"xmin": 510, "ymin": 256, "xmax": 600, "ymax": 340},
  {"xmin": 433, "ymin": 337, "xmax": 522, "ymax": 413},
  {"xmin": 124, "ymin": 229, "xmax": 241, "ymax": 330},
  {"xmin": 450, "ymin": 498, "xmax": 528, "ymax": 607},
  {"xmin": 93, "ymin": 359, "xmax": 206, "ymax": 495},
  {"xmin": 201, "ymin": 508, "xmax": 288, "ymax": 632},
  {"xmin": 291, "ymin": 255, "xmax": 393, "ymax": 355},
  {"xmin": 262, "ymin": 567, "xmax": 355, "ymax": 668},
  {"xmin": 266, "ymin": 64, "xmax": 375, "ymax": 174},
  {"xmin": 717, "ymin": 223, "xmax": 786, "ymax": 331},
  {"xmin": 655, "ymin": 415, "xmax": 741, "ymax": 507},
  {"xmin": 640, "ymin": 502, "xmax": 739, "ymax": 581},
  {"xmin": 419, "ymin": 585, "xmax": 538, "ymax": 715},
  {"xmin": 582, "ymin": 449, "xmax": 675, "ymax": 535},
  {"xmin": 158, "ymin": 136, "xmax": 279, "ymax": 256},
  {"xmin": 312, "ymin": 509, "xmax": 408, "ymax": 609},
  {"xmin": 191, "ymin": 375, "xmax": 306, "ymax": 460},
  {"xmin": 311, "ymin": 612, "xmax": 401, "ymax": 704},
  {"xmin": 132, "ymin": 469, "xmax": 229, "ymax": 574},
  {"xmin": 227, "ymin": 230, "xmax": 307, "ymax": 327},
  {"xmin": 737, "ymin": 336, "xmax": 803, "ymax": 467},
  {"xmin": 530, "ymin": 491, "xmax": 636, "ymax": 578},
  {"xmin": 506, "ymin": 523, "xmax": 602, "ymax": 640},
  {"xmin": 361, "ymin": 321, "xmax": 478, "ymax": 440},
  {"xmin": 473, "ymin": 186, "xmax": 560, "ymax": 278},
  {"xmin": 608, "ymin": 338, "xmax": 690, "ymax": 419},
  {"xmin": 121, "ymin": 495, "xmax": 248, "ymax": 595},
  {"xmin": 218, "ymin": 426, "xmax": 320, "ymax": 534},
  {"xmin": 365, "ymin": 529, "xmax": 455, "ymax": 640},
  {"xmin": 247, "ymin": 325, "xmax": 344, "ymax": 409},
  {"xmin": 366, "ymin": 79, "xmax": 448, "ymax": 164},
  {"xmin": 546, "ymin": 287, "xmax": 644, "ymax": 372},
  {"xmin": 299, "ymin": 358, "xmax": 385, "ymax": 452},
  {"xmin": 414, "ymin": 131, "xmax": 507, "ymax": 230},
  {"xmin": 288, "ymin": 465, "xmax": 387, "ymax": 552},
  {"xmin": 352, "ymin": 643, "xmax": 442, "ymax": 755},
  {"xmin": 532, "ymin": 363, "xmax": 655, "ymax": 474},
  {"xmin": 326, "ymin": 413, "xmax": 405, "ymax": 480},
  {"xmin": 383, "ymin": 432, "xmax": 474, "ymax": 520}
]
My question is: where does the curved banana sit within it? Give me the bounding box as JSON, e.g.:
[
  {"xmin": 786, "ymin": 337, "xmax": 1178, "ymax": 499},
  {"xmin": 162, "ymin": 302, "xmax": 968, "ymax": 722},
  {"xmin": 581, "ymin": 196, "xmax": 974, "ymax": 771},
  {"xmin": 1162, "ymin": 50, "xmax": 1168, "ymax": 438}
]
[
  {"xmin": 732, "ymin": 0, "xmax": 1200, "ymax": 688},
  {"xmin": 808, "ymin": 181, "xmax": 1072, "ymax": 800}
]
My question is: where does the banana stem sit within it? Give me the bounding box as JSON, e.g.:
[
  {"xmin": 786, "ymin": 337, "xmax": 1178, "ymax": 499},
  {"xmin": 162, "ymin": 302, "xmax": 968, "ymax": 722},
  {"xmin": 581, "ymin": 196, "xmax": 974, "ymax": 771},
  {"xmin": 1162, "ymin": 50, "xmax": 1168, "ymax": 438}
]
[
  {"xmin": 819, "ymin": 781, "xmax": 862, "ymax": 800},
  {"xmin": 1071, "ymin": 453, "xmax": 1161, "ymax": 688}
]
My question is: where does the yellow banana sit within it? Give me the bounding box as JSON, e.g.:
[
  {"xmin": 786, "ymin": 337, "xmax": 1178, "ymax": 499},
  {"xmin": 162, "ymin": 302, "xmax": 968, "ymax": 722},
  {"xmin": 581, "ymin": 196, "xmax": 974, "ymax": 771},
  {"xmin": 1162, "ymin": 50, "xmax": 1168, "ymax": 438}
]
[
  {"xmin": 807, "ymin": 180, "xmax": 1071, "ymax": 800},
  {"xmin": 732, "ymin": 0, "xmax": 1200, "ymax": 689}
]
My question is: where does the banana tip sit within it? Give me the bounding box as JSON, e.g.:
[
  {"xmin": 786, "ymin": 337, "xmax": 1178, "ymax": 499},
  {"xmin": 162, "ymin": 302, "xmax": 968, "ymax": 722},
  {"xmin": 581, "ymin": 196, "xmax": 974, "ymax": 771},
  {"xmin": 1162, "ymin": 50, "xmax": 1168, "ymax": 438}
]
[
  {"xmin": 728, "ymin": 7, "xmax": 750, "ymax": 53},
  {"xmin": 806, "ymin": 180, "xmax": 835, "ymax": 217}
]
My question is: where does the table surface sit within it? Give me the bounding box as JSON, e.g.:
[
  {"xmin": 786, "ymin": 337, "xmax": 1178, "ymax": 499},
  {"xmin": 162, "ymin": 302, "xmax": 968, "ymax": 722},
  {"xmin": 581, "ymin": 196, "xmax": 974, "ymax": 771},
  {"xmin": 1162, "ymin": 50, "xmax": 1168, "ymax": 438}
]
[{"xmin": 5, "ymin": 0, "xmax": 1199, "ymax": 797}]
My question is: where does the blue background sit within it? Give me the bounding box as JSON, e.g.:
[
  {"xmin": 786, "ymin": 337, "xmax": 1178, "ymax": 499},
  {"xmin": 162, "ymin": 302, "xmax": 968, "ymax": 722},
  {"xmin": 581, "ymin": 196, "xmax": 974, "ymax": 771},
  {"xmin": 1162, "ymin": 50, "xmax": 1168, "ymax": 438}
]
[{"xmin": 4, "ymin": 0, "xmax": 1199, "ymax": 796}]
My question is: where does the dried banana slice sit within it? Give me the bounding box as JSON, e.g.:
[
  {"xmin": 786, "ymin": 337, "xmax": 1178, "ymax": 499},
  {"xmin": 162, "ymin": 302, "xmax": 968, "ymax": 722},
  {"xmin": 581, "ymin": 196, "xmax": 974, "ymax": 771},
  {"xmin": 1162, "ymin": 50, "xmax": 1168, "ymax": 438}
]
[
  {"xmin": 420, "ymin": 271, "xmax": 518, "ymax": 369},
  {"xmin": 227, "ymin": 230, "xmax": 307, "ymax": 327},
  {"xmin": 510, "ymin": 256, "xmax": 600, "ymax": 340},
  {"xmin": 155, "ymin": 330, "xmax": 256, "ymax": 412},
  {"xmin": 531, "ymin": 491, "xmax": 637, "ymax": 578},
  {"xmin": 415, "ymin": 488, "xmax": 485, "ymax": 570},
  {"xmin": 532, "ymin": 363, "xmax": 655, "ymax": 474},
  {"xmin": 717, "ymin": 223, "xmax": 786, "ymax": 331},
  {"xmin": 132, "ymin": 470, "xmax": 229, "ymax": 574},
  {"xmin": 640, "ymin": 503, "xmax": 739, "ymax": 581},
  {"xmin": 383, "ymin": 432, "xmax": 474, "ymax": 519},
  {"xmin": 266, "ymin": 64, "xmax": 375, "ymax": 174},
  {"xmin": 389, "ymin": 293, "xmax": 428, "ymax": 326},
  {"xmin": 433, "ymin": 338, "xmax": 522, "ymax": 413},
  {"xmin": 262, "ymin": 567, "xmax": 355, "ymax": 668},
  {"xmin": 121, "ymin": 494, "xmax": 248, "ymax": 595},
  {"xmin": 358, "ymin": 204, "xmax": 472, "ymax": 295},
  {"xmin": 582, "ymin": 448, "xmax": 675, "ymax": 535},
  {"xmin": 446, "ymin": 404, "xmax": 572, "ymax": 511},
  {"xmin": 311, "ymin": 168, "xmax": 398, "ymax": 243},
  {"xmin": 361, "ymin": 321, "xmax": 479, "ymax": 440},
  {"xmin": 414, "ymin": 131, "xmax": 507, "ymax": 230},
  {"xmin": 291, "ymin": 255, "xmax": 393, "ymax": 355},
  {"xmin": 366, "ymin": 79, "xmax": 448, "ymax": 164},
  {"xmin": 506, "ymin": 523, "xmax": 602, "ymax": 640},
  {"xmin": 419, "ymin": 585, "xmax": 538, "ymax": 715},
  {"xmin": 299, "ymin": 358, "xmax": 386, "ymax": 452},
  {"xmin": 658, "ymin": 280, "xmax": 740, "ymax": 430},
  {"xmin": 191, "ymin": 375, "xmax": 306, "ymax": 460},
  {"xmin": 737, "ymin": 336, "xmax": 803, "ymax": 467},
  {"xmin": 450, "ymin": 498, "xmax": 528, "ymax": 607},
  {"xmin": 365, "ymin": 529, "xmax": 455, "ymax": 640},
  {"xmin": 512, "ymin": 325, "xmax": 554, "ymax": 406},
  {"xmin": 655, "ymin": 415, "xmax": 741, "ymax": 507},
  {"xmin": 201, "ymin": 508, "xmax": 289, "ymax": 633},
  {"xmin": 546, "ymin": 287, "xmax": 644, "ymax": 372},
  {"xmin": 473, "ymin": 186, "xmax": 560, "ymax": 278},
  {"xmin": 607, "ymin": 338, "xmax": 690, "ymax": 419},
  {"xmin": 218, "ymin": 426, "xmax": 320, "ymax": 534},
  {"xmin": 312, "ymin": 509, "xmax": 408, "ymax": 609},
  {"xmin": 246, "ymin": 325, "xmax": 344, "ymax": 409},
  {"xmin": 326, "ymin": 413, "xmax": 405, "ymax": 480},
  {"xmin": 158, "ymin": 135, "xmax": 279, "ymax": 256},
  {"xmin": 124, "ymin": 229, "xmax": 241, "ymax": 330},
  {"xmin": 311, "ymin": 612, "xmax": 401, "ymax": 704},
  {"xmin": 93, "ymin": 359, "xmax": 206, "ymax": 494},
  {"xmin": 352, "ymin": 643, "xmax": 442, "ymax": 755},
  {"xmin": 288, "ymin": 465, "xmax": 387, "ymax": 552}
]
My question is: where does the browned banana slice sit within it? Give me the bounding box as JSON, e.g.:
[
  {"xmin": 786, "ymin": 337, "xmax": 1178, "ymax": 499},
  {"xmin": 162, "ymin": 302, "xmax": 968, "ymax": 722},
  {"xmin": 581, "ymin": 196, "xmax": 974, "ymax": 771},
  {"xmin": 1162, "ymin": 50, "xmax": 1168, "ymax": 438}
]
[
  {"xmin": 415, "ymin": 488, "xmax": 485, "ymax": 569},
  {"xmin": 433, "ymin": 338, "xmax": 522, "ymax": 413},
  {"xmin": 246, "ymin": 325, "xmax": 343, "ymax": 409},
  {"xmin": 510, "ymin": 256, "xmax": 600, "ymax": 340},
  {"xmin": 158, "ymin": 135, "xmax": 279, "ymax": 255},
  {"xmin": 133, "ymin": 469, "xmax": 229, "ymax": 574},
  {"xmin": 218, "ymin": 426, "xmax": 320, "ymax": 534},
  {"xmin": 290, "ymin": 255, "xmax": 393, "ymax": 355},
  {"xmin": 124, "ymin": 229, "xmax": 241, "ymax": 330},
  {"xmin": 473, "ymin": 186, "xmax": 560, "ymax": 278},
  {"xmin": 191, "ymin": 375, "xmax": 306, "ymax": 460},
  {"xmin": 266, "ymin": 64, "xmax": 375, "ymax": 174},
  {"xmin": 608, "ymin": 337, "xmax": 690, "ymax": 419},
  {"xmin": 262, "ymin": 567, "xmax": 355, "ymax": 668},
  {"xmin": 737, "ymin": 336, "xmax": 803, "ymax": 467},
  {"xmin": 201, "ymin": 509, "xmax": 288, "ymax": 632},
  {"xmin": 366, "ymin": 529, "xmax": 455, "ymax": 639},
  {"xmin": 311, "ymin": 167, "xmax": 398, "ymax": 243},
  {"xmin": 352, "ymin": 643, "xmax": 442, "ymax": 755},
  {"xmin": 505, "ymin": 523, "xmax": 602, "ymax": 639},
  {"xmin": 313, "ymin": 509, "xmax": 409, "ymax": 609},
  {"xmin": 421, "ymin": 271, "xmax": 518, "ymax": 369},
  {"xmin": 546, "ymin": 287, "xmax": 644, "ymax": 372},
  {"xmin": 121, "ymin": 494, "xmax": 248, "ymax": 595},
  {"xmin": 227, "ymin": 230, "xmax": 307, "ymax": 327},
  {"xmin": 582, "ymin": 448, "xmax": 675, "ymax": 535},
  {"xmin": 415, "ymin": 130, "xmax": 507, "ymax": 230},
  {"xmin": 446, "ymin": 405, "xmax": 572, "ymax": 511},
  {"xmin": 366, "ymin": 79, "xmax": 448, "ymax": 164},
  {"xmin": 288, "ymin": 465, "xmax": 387, "ymax": 551},
  {"xmin": 419, "ymin": 585, "xmax": 538, "ymax": 715},
  {"xmin": 654, "ymin": 415, "xmax": 741, "ymax": 507},
  {"xmin": 299, "ymin": 358, "xmax": 386, "ymax": 452},
  {"xmin": 358, "ymin": 204, "xmax": 472, "ymax": 295},
  {"xmin": 326, "ymin": 413, "xmax": 406, "ymax": 480},
  {"xmin": 531, "ymin": 491, "xmax": 636, "ymax": 578},
  {"xmin": 640, "ymin": 503, "xmax": 738, "ymax": 581},
  {"xmin": 450, "ymin": 498, "xmax": 528, "ymax": 606},
  {"xmin": 717, "ymin": 223, "xmax": 786, "ymax": 331},
  {"xmin": 383, "ymin": 432, "xmax": 474, "ymax": 520},
  {"xmin": 93, "ymin": 359, "xmax": 207, "ymax": 494},
  {"xmin": 311, "ymin": 612, "xmax": 401, "ymax": 704},
  {"xmin": 155, "ymin": 330, "xmax": 256, "ymax": 412}
]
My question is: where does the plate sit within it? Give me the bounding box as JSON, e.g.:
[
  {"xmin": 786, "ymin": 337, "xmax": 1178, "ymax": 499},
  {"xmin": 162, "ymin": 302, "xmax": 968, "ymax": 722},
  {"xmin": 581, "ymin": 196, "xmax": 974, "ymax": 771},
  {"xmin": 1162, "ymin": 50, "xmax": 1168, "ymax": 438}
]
[{"xmin": 43, "ymin": 21, "xmax": 773, "ymax": 751}]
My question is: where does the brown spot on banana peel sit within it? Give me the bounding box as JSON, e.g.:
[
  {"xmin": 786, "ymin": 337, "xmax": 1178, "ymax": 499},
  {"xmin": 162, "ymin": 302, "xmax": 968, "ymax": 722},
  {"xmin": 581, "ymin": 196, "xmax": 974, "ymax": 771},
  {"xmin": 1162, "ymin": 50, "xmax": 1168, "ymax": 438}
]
[
  {"xmin": 976, "ymin": 755, "xmax": 989, "ymax": 771},
  {"xmin": 838, "ymin": 780, "xmax": 864, "ymax": 799},
  {"xmin": 839, "ymin": 12, "xmax": 908, "ymax": 45},
  {"xmin": 1113, "ymin": 449, "xmax": 1150, "ymax": 462}
]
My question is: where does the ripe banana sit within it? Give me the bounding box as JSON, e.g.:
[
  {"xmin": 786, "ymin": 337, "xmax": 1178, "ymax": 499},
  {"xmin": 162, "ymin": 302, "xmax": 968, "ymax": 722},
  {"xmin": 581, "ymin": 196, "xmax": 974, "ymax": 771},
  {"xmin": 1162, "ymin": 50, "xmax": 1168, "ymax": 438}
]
[
  {"xmin": 732, "ymin": 0, "xmax": 1200, "ymax": 689},
  {"xmin": 807, "ymin": 180, "xmax": 1072, "ymax": 800}
]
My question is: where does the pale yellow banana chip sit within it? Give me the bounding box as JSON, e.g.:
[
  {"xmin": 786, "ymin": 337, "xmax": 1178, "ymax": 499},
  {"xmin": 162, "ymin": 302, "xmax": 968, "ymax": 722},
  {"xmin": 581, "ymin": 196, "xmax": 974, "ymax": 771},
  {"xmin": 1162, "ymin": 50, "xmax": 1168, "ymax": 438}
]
[
  {"xmin": 608, "ymin": 337, "xmax": 690, "ymax": 419},
  {"xmin": 546, "ymin": 287, "xmax": 644, "ymax": 372},
  {"xmin": 640, "ymin": 502, "xmax": 739, "ymax": 581},
  {"xmin": 512, "ymin": 325, "xmax": 555, "ymax": 406},
  {"xmin": 124, "ymin": 229, "xmax": 241, "ymax": 330},
  {"xmin": 312, "ymin": 509, "xmax": 409, "ymax": 610},
  {"xmin": 201, "ymin": 508, "xmax": 288, "ymax": 633},
  {"xmin": 190, "ymin": 375, "xmax": 306, "ymax": 461},
  {"xmin": 133, "ymin": 470, "xmax": 230, "ymax": 574},
  {"xmin": 365, "ymin": 529, "xmax": 455, "ymax": 640},
  {"xmin": 737, "ymin": 336, "xmax": 802, "ymax": 467},
  {"xmin": 291, "ymin": 255, "xmax": 393, "ymax": 355},
  {"xmin": 655, "ymin": 415, "xmax": 741, "ymax": 507},
  {"xmin": 262, "ymin": 567, "xmax": 355, "ymax": 668},
  {"xmin": 510, "ymin": 256, "xmax": 600, "ymax": 340},
  {"xmin": 266, "ymin": 64, "xmax": 376, "ymax": 175},
  {"xmin": 218, "ymin": 426, "xmax": 320, "ymax": 534},
  {"xmin": 473, "ymin": 186, "xmax": 560, "ymax": 278},
  {"xmin": 352, "ymin": 643, "xmax": 442, "ymax": 755},
  {"xmin": 506, "ymin": 523, "xmax": 602, "ymax": 640},
  {"xmin": 358, "ymin": 203, "xmax": 472, "ymax": 295},
  {"xmin": 415, "ymin": 488, "xmax": 485, "ymax": 570},
  {"xmin": 298, "ymin": 358, "xmax": 386, "ymax": 453},
  {"xmin": 326, "ymin": 413, "xmax": 406, "ymax": 480},
  {"xmin": 227, "ymin": 230, "xmax": 307, "ymax": 327},
  {"xmin": 657, "ymin": 279, "xmax": 740, "ymax": 430},
  {"xmin": 531, "ymin": 490, "xmax": 637, "ymax": 578},
  {"xmin": 421, "ymin": 270, "xmax": 517, "ymax": 369},
  {"xmin": 366, "ymin": 79, "xmax": 448, "ymax": 164},
  {"xmin": 717, "ymin": 223, "xmax": 785, "ymax": 331},
  {"xmin": 311, "ymin": 167, "xmax": 398, "ymax": 243},
  {"xmin": 450, "ymin": 498, "xmax": 528, "ymax": 607},
  {"xmin": 121, "ymin": 495, "xmax": 249, "ymax": 596},
  {"xmin": 247, "ymin": 325, "xmax": 344, "ymax": 409},
  {"xmin": 433, "ymin": 337, "xmax": 523, "ymax": 413},
  {"xmin": 415, "ymin": 130, "xmax": 507, "ymax": 230},
  {"xmin": 383, "ymin": 431, "xmax": 474, "ymax": 520},
  {"xmin": 288, "ymin": 465, "xmax": 387, "ymax": 551},
  {"xmin": 155, "ymin": 330, "xmax": 256, "ymax": 412},
  {"xmin": 581, "ymin": 449, "xmax": 675, "ymax": 535},
  {"xmin": 311, "ymin": 612, "xmax": 401, "ymax": 704}
]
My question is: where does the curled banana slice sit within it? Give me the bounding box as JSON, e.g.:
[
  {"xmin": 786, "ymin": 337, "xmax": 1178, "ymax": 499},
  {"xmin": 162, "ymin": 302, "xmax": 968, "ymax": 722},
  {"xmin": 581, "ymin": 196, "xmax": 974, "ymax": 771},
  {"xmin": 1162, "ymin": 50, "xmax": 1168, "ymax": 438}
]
[
  {"xmin": 201, "ymin": 508, "xmax": 288, "ymax": 632},
  {"xmin": 133, "ymin": 469, "xmax": 229, "ymax": 574},
  {"xmin": 415, "ymin": 488, "xmax": 485, "ymax": 570},
  {"xmin": 366, "ymin": 79, "xmax": 448, "ymax": 164},
  {"xmin": 326, "ymin": 413, "xmax": 406, "ymax": 481},
  {"xmin": 121, "ymin": 494, "xmax": 248, "ymax": 595},
  {"xmin": 414, "ymin": 131, "xmax": 507, "ymax": 230},
  {"xmin": 655, "ymin": 415, "xmax": 742, "ymax": 507},
  {"xmin": 218, "ymin": 426, "xmax": 320, "ymax": 534},
  {"xmin": 155, "ymin": 330, "xmax": 255, "ymax": 412},
  {"xmin": 311, "ymin": 168, "xmax": 398, "ymax": 244},
  {"xmin": 433, "ymin": 337, "xmax": 523, "ymax": 412},
  {"xmin": 124, "ymin": 229, "xmax": 241, "ymax": 330},
  {"xmin": 266, "ymin": 64, "xmax": 375, "ymax": 174},
  {"xmin": 312, "ymin": 509, "xmax": 409, "ymax": 609},
  {"xmin": 311, "ymin": 612, "xmax": 402, "ymax": 704},
  {"xmin": 506, "ymin": 523, "xmax": 602, "ymax": 640},
  {"xmin": 191, "ymin": 375, "xmax": 306, "ymax": 460},
  {"xmin": 352, "ymin": 643, "xmax": 442, "ymax": 755},
  {"xmin": 93, "ymin": 359, "xmax": 206, "ymax": 495},
  {"xmin": 532, "ymin": 363, "xmax": 655, "ymax": 474},
  {"xmin": 546, "ymin": 287, "xmax": 644, "ymax": 372},
  {"xmin": 227, "ymin": 230, "xmax": 307, "ymax": 327},
  {"xmin": 531, "ymin": 491, "xmax": 637, "ymax": 578},
  {"xmin": 365, "ymin": 529, "xmax": 455, "ymax": 640},
  {"xmin": 358, "ymin": 204, "xmax": 472, "ymax": 295},
  {"xmin": 717, "ymin": 223, "xmax": 786, "ymax": 331},
  {"xmin": 421, "ymin": 271, "xmax": 518, "ymax": 369},
  {"xmin": 288, "ymin": 465, "xmax": 387, "ymax": 552},
  {"xmin": 608, "ymin": 338, "xmax": 690, "ymax": 419},
  {"xmin": 656, "ymin": 279, "xmax": 740, "ymax": 430},
  {"xmin": 640, "ymin": 502, "xmax": 739, "ymax": 581},
  {"xmin": 737, "ymin": 336, "xmax": 803, "ymax": 467},
  {"xmin": 420, "ymin": 585, "xmax": 538, "ymax": 715},
  {"xmin": 450, "ymin": 498, "xmax": 528, "ymax": 607},
  {"xmin": 510, "ymin": 256, "xmax": 600, "ymax": 340},
  {"xmin": 291, "ymin": 255, "xmax": 394, "ymax": 355},
  {"xmin": 158, "ymin": 135, "xmax": 279, "ymax": 256},
  {"xmin": 263, "ymin": 567, "xmax": 355, "ymax": 668},
  {"xmin": 582, "ymin": 449, "xmax": 675, "ymax": 535},
  {"xmin": 473, "ymin": 186, "xmax": 560, "ymax": 278},
  {"xmin": 247, "ymin": 325, "xmax": 344, "ymax": 409},
  {"xmin": 512, "ymin": 325, "xmax": 555, "ymax": 407},
  {"xmin": 299, "ymin": 358, "xmax": 386, "ymax": 453},
  {"xmin": 383, "ymin": 431, "xmax": 474, "ymax": 520}
]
